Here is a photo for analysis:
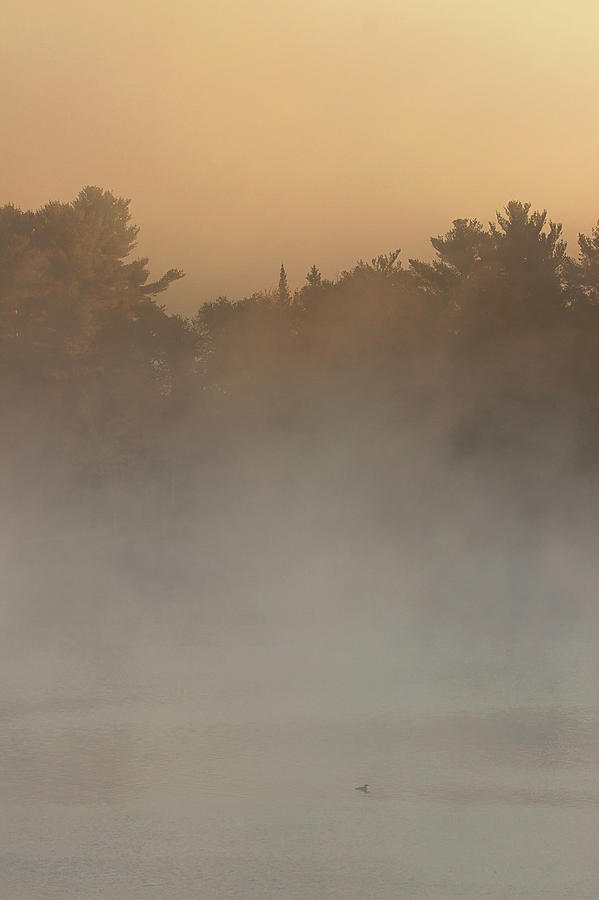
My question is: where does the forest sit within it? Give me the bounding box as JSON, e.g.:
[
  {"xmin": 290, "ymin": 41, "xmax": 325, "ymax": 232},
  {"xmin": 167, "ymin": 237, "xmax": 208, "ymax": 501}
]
[{"xmin": 2, "ymin": 186, "xmax": 599, "ymax": 540}]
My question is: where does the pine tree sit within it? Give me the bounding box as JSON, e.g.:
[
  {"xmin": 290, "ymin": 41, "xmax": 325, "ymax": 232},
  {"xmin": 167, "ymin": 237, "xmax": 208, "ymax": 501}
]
[
  {"xmin": 278, "ymin": 263, "xmax": 291, "ymax": 304},
  {"xmin": 306, "ymin": 264, "xmax": 321, "ymax": 287}
]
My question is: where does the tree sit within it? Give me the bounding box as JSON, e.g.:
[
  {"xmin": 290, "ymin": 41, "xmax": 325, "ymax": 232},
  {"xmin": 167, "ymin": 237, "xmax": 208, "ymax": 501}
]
[
  {"xmin": 410, "ymin": 219, "xmax": 492, "ymax": 285},
  {"xmin": 0, "ymin": 187, "xmax": 184, "ymax": 382},
  {"xmin": 568, "ymin": 220, "xmax": 599, "ymax": 307},
  {"xmin": 0, "ymin": 186, "xmax": 187, "ymax": 471},
  {"xmin": 410, "ymin": 204, "xmax": 568, "ymax": 343},
  {"xmin": 491, "ymin": 202, "xmax": 566, "ymax": 308},
  {"xmin": 278, "ymin": 264, "xmax": 291, "ymax": 304},
  {"xmin": 306, "ymin": 264, "xmax": 321, "ymax": 287},
  {"xmin": 409, "ymin": 218, "xmax": 495, "ymax": 336}
]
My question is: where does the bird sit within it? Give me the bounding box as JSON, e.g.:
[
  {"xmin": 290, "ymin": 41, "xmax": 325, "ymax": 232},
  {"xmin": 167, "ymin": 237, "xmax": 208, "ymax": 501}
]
[{"xmin": 355, "ymin": 784, "xmax": 369, "ymax": 793}]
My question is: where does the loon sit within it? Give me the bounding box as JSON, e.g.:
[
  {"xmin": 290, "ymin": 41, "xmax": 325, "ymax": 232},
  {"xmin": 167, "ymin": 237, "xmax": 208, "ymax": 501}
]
[{"xmin": 355, "ymin": 784, "xmax": 369, "ymax": 793}]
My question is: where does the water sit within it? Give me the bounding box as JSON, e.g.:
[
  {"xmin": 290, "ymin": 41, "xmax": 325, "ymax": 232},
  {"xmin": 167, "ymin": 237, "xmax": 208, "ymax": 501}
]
[{"xmin": 1, "ymin": 625, "xmax": 598, "ymax": 899}]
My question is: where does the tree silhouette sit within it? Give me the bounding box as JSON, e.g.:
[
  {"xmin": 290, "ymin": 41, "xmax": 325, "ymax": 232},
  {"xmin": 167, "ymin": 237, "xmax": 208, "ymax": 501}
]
[
  {"xmin": 5, "ymin": 187, "xmax": 599, "ymax": 489},
  {"xmin": 306, "ymin": 264, "xmax": 321, "ymax": 287},
  {"xmin": 278, "ymin": 264, "xmax": 291, "ymax": 304},
  {"xmin": 0, "ymin": 187, "xmax": 189, "ymax": 478}
]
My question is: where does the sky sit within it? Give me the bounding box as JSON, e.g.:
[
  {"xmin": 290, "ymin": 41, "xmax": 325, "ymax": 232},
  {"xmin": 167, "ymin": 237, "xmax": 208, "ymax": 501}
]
[{"xmin": 3, "ymin": 0, "xmax": 599, "ymax": 313}]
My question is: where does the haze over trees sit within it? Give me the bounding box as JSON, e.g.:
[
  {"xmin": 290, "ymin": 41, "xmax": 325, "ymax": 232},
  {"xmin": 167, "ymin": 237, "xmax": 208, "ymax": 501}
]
[{"xmin": 3, "ymin": 187, "xmax": 599, "ymax": 536}]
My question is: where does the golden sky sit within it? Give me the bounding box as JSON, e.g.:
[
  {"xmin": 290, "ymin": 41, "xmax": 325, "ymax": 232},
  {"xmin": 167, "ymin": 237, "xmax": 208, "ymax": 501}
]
[{"xmin": 3, "ymin": 0, "xmax": 599, "ymax": 312}]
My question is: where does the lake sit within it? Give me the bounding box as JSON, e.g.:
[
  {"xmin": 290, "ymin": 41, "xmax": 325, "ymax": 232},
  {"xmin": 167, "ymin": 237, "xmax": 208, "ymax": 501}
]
[{"xmin": 1, "ymin": 622, "xmax": 598, "ymax": 899}]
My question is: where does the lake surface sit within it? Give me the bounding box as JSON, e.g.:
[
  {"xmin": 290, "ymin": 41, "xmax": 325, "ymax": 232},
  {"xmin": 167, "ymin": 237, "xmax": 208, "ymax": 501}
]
[{"xmin": 1, "ymin": 623, "xmax": 598, "ymax": 899}]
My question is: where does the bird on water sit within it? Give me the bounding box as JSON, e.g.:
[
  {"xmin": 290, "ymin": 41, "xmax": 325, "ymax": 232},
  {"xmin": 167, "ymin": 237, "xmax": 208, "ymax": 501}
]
[{"xmin": 355, "ymin": 784, "xmax": 369, "ymax": 793}]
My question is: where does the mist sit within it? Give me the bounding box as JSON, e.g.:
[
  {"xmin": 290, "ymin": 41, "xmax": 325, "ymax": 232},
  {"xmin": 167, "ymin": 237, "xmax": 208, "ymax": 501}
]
[
  {"xmin": 3, "ymin": 0, "xmax": 599, "ymax": 891},
  {"xmin": 2, "ymin": 307, "xmax": 599, "ymax": 895}
]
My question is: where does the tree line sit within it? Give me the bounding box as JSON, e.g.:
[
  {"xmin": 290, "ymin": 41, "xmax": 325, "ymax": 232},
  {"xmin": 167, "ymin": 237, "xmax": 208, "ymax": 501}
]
[{"xmin": 3, "ymin": 186, "xmax": 599, "ymax": 497}]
